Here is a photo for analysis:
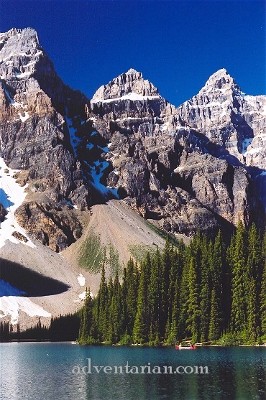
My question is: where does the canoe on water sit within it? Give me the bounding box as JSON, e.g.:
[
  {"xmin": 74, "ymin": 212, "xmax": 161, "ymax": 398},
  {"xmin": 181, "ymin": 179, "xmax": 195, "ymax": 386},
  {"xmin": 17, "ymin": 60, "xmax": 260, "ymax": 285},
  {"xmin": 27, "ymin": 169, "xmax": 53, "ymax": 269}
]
[{"xmin": 175, "ymin": 344, "xmax": 196, "ymax": 350}]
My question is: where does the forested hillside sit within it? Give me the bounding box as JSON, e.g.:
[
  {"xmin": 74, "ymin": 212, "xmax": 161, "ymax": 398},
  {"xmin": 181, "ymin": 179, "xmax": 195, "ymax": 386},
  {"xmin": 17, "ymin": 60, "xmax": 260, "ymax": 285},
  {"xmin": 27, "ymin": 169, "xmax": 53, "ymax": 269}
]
[{"xmin": 79, "ymin": 223, "xmax": 266, "ymax": 346}]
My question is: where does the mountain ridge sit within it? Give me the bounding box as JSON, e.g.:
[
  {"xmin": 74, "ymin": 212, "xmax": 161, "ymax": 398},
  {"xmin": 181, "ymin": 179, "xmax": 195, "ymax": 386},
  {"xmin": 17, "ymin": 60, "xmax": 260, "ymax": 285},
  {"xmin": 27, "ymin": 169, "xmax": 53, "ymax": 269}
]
[
  {"xmin": 0, "ymin": 27, "xmax": 265, "ymax": 248},
  {"xmin": 0, "ymin": 27, "xmax": 265, "ymax": 328}
]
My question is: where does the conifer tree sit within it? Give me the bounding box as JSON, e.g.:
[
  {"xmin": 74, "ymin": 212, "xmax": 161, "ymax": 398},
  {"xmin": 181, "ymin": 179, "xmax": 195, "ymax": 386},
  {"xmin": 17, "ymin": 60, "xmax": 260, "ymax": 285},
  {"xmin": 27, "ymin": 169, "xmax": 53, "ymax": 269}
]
[
  {"xmin": 230, "ymin": 222, "xmax": 248, "ymax": 333},
  {"xmin": 96, "ymin": 264, "xmax": 109, "ymax": 341},
  {"xmin": 260, "ymin": 234, "xmax": 266, "ymax": 338},
  {"xmin": 209, "ymin": 231, "xmax": 224, "ymax": 340},
  {"xmin": 108, "ymin": 271, "xmax": 122, "ymax": 343},
  {"xmin": 148, "ymin": 249, "xmax": 161, "ymax": 344},
  {"xmin": 79, "ymin": 288, "xmax": 93, "ymax": 342},
  {"xmin": 246, "ymin": 224, "xmax": 262, "ymax": 340},
  {"xmin": 209, "ymin": 288, "xmax": 221, "ymax": 340},
  {"xmin": 159, "ymin": 239, "xmax": 172, "ymax": 338},
  {"xmin": 200, "ymin": 237, "xmax": 211, "ymax": 342},
  {"xmin": 123, "ymin": 258, "xmax": 139, "ymax": 337},
  {"xmin": 133, "ymin": 254, "xmax": 151, "ymax": 343},
  {"xmin": 178, "ymin": 247, "xmax": 191, "ymax": 339},
  {"xmin": 187, "ymin": 255, "xmax": 201, "ymax": 342}
]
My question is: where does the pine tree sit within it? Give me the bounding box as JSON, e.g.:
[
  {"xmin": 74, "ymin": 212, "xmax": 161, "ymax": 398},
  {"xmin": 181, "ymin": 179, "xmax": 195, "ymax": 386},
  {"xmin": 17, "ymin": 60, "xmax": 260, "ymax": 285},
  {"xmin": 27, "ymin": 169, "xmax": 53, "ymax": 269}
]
[
  {"xmin": 246, "ymin": 224, "xmax": 262, "ymax": 340},
  {"xmin": 148, "ymin": 249, "xmax": 161, "ymax": 344},
  {"xmin": 200, "ymin": 237, "xmax": 211, "ymax": 342},
  {"xmin": 209, "ymin": 288, "xmax": 221, "ymax": 341},
  {"xmin": 178, "ymin": 247, "xmax": 191, "ymax": 339},
  {"xmin": 123, "ymin": 258, "xmax": 139, "ymax": 337},
  {"xmin": 79, "ymin": 288, "xmax": 93, "ymax": 343},
  {"xmin": 230, "ymin": 222, "xmax": 248, "ymax": 334},
  {"xmin": 133, "ymin": 254, "xmax": 150, "ymax": 344},
  {"xmin": 159, "ymin": 239, "xmax": 172, "ymax": 338},
  {"xmin": 208, "ymin": 231, "xmax": 224, "ymax": 340},
  {"xmin": 96, "ymin": 264, "xmax": 109, "ymax": 341},
  {"xmin": 260, "ymin": 234, "xmax": 266, "ymax": 338},
  {"xmin": 187, "ymin": 255, "xmax": 201, "ymax": 343},
  {"xmin": 167, "ymin": 279, "xmax": 179, "ymax": 344}
]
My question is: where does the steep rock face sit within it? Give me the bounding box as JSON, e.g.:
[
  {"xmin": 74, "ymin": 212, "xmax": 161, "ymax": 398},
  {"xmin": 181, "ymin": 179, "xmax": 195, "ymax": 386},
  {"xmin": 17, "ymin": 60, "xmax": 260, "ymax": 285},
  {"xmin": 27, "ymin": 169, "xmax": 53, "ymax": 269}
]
[
  {"xmin": 88, "ymin": 68, "xmax": 264, "ymax": 234},
  {"xmin": 92, "ymin": 68, "xmax": 159, "ymax": 101},
  {"xmin": 0, "ymin": 28, "xmax": 90, "ymax": 250},
  {"xmin": 90, "ymin": 68, "xmax": 175, "ymax": 138},
  {"xmin": 177, "ymin": 68, "xmax": 266, "ymax": 169},
  {"xmin": 15, "ymin": 202, "xmax": 83, "ymax": 252}
]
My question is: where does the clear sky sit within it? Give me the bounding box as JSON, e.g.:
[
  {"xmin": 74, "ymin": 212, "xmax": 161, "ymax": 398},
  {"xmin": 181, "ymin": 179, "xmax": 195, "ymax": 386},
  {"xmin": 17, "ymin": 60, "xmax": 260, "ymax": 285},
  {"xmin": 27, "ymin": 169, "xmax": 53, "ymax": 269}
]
[{"xmin": 0, "ymin": 0, "xmax": 265, "ymax": 106}]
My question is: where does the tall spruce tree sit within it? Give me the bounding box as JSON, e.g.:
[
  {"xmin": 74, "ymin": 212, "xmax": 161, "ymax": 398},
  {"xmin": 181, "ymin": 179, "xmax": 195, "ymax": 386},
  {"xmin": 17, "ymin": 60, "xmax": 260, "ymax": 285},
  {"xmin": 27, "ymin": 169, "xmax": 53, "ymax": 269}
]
[
  {"xmin": 122, "ymin": 258, "xmax": 139, "ymax": 337},
  {"xmin": 187, "ymin": 254, "xmax": 201, "ymax": 343},
  {"xmin": 108, "ymin": 271, "xmax": 122, "ymax": 343},
  {"xmin": 148, "ymin": 249, "xmax": 161, "ymax": 344},
  {"xmin": 79, "ymin": 288, "xmax": 93, "ymax": 342},
  {"xmin": 133, "ymin": 254, "xmax": 151, "ymax": 344},
  {"xmin": 96, "ymin": 264, "xmax": 109, "ymax": 341},
  {"xmin": 260, "ymin": 233, "xmax": 266, "ymax": 338},
  {"xmin": 246, "ymin": 224, "xmax": 262, "ymax": 340},
  {"xmin": 230, "ymin": 222, "xmax": 248, "ymax": 334},
  {"xmin": 200, "ymin": 237, "xmax": 211, "ymax": 342},
  {"xmin": 209, "ymin": 231, "xmax": 223, "ymax": 340}
]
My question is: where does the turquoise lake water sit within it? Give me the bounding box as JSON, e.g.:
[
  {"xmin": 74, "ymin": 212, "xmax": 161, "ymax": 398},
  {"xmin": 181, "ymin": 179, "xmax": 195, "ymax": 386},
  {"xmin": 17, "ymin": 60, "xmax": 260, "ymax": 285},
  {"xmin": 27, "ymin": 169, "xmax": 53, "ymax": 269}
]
[{"xmin": 0, "ymin": 343, "xmax": 265, "ymax": 399}]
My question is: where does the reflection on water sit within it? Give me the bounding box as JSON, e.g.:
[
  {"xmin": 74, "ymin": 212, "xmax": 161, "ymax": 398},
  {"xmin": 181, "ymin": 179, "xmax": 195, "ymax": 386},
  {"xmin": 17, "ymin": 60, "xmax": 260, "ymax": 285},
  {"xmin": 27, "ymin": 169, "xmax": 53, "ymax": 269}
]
[{"xmin": 0, "ymin": 344, "xmax": 265, "ymax": 400}]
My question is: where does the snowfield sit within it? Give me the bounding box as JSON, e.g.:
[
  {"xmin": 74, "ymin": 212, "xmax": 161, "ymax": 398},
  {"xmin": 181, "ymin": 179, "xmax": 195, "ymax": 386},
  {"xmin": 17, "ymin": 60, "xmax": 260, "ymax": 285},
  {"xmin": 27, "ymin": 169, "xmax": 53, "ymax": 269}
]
[
  {"xmin": 0, "ymin": 157, "xmax": 36, "ymax": 249},
  {"xmin": 0, "ymin": 296, "xmax": 51, "ymax": 325},
  {"xmin": 77, "ymin": 273, "xmax": 86, "ymax": 287}
]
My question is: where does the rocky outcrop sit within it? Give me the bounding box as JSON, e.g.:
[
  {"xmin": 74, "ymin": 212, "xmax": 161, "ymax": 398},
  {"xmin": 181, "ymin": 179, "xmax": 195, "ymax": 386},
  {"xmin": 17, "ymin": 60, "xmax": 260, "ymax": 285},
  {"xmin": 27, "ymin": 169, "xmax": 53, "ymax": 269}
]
[
  {"xmin": 0, "ymin": 203, "xmax": 7, "ymax": 222},
  {"xmin": 0, "ymin": 28, "xmax": 88, "ymax": 204},
  {"xmin": 15, "ymin": 201, "xmax": 83, "ymax": 252},
  {"xmin": 0, "ymin": 28, "xmax": 91, "ymax": 249},
  {"xmin": 92, "ymin": 68, "xmax": 160, "ymax": 101},
  {"xmin": 176, "ymin": 68, "xmax": 266, "ymax": 169}
]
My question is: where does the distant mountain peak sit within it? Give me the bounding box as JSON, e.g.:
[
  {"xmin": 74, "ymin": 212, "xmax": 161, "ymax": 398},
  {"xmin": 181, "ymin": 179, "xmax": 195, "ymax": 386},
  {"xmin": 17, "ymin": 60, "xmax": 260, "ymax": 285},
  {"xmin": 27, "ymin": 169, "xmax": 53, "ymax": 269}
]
[
  {"xmin": 125, "ymin": 68, "xmax": 142, "ymax": 75},
  {"xmin": 91, "ymin": 68, "xmax": 160, "ymax": 103},
  {"xmin": 0, "ymin": 27, "xmax": 39, "ymax": 51},
  {"xmin": 0, "ymin": 27, "xmax": 43, "ymax": 81},
  {"xmin": 202, "ymin": 68, "xmax": 241, "ymax": 92}
]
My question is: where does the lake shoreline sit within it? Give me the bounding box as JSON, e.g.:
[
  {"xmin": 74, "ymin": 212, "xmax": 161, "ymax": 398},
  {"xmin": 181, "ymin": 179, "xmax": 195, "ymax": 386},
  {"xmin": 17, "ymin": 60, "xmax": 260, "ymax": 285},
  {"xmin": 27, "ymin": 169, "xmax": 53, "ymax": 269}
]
[{"xmin": 1, "ymin": 339, "xmax": 266, "ymax": 347}]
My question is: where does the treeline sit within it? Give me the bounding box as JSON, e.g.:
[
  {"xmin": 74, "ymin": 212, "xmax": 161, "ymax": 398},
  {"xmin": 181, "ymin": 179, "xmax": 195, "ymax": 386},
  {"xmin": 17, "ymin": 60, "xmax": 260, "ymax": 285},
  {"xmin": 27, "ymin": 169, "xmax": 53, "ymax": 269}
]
[
  {"xmin": 0, "ymin": 314, "xmax": 80, "ymax": 342},
  {"xmin": 79, "ymin": 223, "xmax": 266, "ymax": 346}
]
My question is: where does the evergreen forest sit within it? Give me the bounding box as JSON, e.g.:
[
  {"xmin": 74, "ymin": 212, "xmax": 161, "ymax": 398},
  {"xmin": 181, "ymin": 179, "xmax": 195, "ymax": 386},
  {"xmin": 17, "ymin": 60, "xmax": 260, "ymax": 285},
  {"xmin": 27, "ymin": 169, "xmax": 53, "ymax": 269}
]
[{"xmin": 79, "ymin": 223, "xmax": 266, "ymax": 346}]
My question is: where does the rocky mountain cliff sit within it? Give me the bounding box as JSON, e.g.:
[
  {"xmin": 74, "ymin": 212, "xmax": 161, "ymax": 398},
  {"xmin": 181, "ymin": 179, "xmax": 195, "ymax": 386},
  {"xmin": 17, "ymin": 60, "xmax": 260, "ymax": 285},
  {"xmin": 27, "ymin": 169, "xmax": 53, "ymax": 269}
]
[
  {"xmin": 88, "ymin": 68, "xmax": 265, "ymax": 235},
  {"xmin": 0, "ymin": 28, "xmax": 265, "ymax": 253},
  {"xmin": 0, "ymin": 28, "xmax": 92, "ymax": 251}
]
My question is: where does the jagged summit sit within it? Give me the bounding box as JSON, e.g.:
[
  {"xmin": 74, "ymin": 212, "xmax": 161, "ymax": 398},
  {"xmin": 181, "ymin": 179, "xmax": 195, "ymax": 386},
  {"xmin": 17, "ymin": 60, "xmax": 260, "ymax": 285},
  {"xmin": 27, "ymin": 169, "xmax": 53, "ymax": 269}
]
[
  {"xmin": 201, "ymin": 68, "xmax": 241, "ymax": 93},
  {"xmin": 0, "ymin": 27, "xmax": 43, "ymax": 81},
  {"xmin": 0, "ymin": 27, "xmax": 40, "ymax": 57},
  {"xmin": 125, "ymin": 68, "xmax": 141, "ymax": 75},
  {"xmin": 91, "ymin": 68, "xmax": 160, "ymax": 103}
]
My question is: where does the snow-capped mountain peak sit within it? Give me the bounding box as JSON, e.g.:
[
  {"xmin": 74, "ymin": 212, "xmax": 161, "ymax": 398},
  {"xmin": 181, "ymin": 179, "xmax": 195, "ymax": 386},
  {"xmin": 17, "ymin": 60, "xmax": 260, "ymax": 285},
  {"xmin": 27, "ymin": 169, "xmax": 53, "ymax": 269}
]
[
  {"xmin": 0, "ymin": 27, "xmax": 42, "ymax": 80},
  {"xmin": 91, "ymin": 68, "xmax": 160, "ymax": 103},
  {"xmin": 200, "ymin": 68, "xmax": 241, "ymax": 94}
]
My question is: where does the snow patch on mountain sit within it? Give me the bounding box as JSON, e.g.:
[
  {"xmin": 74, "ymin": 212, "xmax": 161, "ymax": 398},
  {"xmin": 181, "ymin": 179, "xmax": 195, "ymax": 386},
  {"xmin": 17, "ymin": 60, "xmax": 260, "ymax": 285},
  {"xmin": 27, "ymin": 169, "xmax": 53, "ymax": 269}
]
[
  {"xmin": 65, "ymin": 110, "xmax": 82, "ymax": 158},
  {"xmin": 241, "ymin": 137, "xmax": 253, "ymax": 154},
  {"xmin": 89, "ymin": 159, "xmax": 119, "ymax": 198},
  {"xmin": 77, "ymin": 274, "xmax": 85, "ymax": 287},
  {"xmin": 0, "ymin": 296, "xmax": 51, "ymax": 325},
  {"xmin": 91, "ymin": 92, "xmax": 160, "ymax": 104},
  {"xmin": 0, "ymin": 157, "xmax": 36, "ymax": 248}
]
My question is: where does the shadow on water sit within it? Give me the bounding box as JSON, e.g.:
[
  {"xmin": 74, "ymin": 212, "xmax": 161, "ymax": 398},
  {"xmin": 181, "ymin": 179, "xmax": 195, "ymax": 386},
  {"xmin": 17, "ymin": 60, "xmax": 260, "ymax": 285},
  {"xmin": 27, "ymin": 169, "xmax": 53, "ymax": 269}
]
[{"xmin": 0, "ymin": 258, "xmax": 70, "ymax": 297}]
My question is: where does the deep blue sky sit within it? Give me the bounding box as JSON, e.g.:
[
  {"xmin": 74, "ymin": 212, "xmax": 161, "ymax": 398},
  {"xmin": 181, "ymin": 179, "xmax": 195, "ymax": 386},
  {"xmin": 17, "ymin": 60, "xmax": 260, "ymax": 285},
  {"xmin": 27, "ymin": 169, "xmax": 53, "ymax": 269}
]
[{"xmin": 0, "ymin": 0, "xmax": 265, "ymax": 106}]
